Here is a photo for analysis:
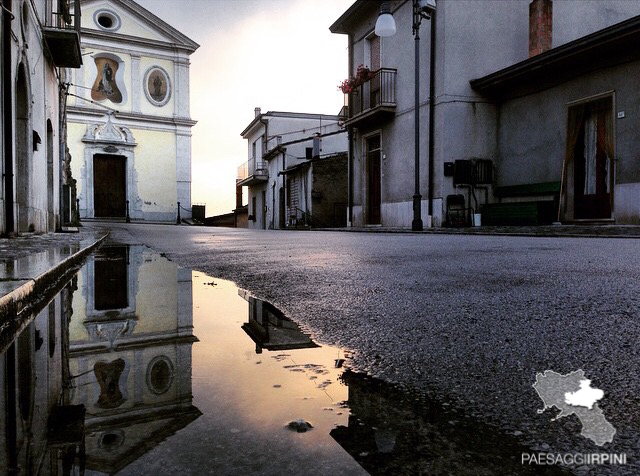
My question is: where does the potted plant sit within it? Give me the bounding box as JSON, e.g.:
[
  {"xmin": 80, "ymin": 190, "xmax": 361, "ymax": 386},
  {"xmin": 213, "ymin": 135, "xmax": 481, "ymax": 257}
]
[
  {"xmin": 338, "ymin": 78, "xmax": 356, "ymax": 94},
  {"xmin": 337, "ymin": 64, "xmax": 375, "ymax": 94}
]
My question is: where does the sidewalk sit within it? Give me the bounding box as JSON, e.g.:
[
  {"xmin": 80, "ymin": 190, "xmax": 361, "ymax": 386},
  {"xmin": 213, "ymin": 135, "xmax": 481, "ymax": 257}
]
[
  {"xmin": 0, "ymin": 229, "xmax": 109, "ymax": 320},
  {"xmin": 323, "ymin": 224, "xmax": 640, "ymax": 238}
]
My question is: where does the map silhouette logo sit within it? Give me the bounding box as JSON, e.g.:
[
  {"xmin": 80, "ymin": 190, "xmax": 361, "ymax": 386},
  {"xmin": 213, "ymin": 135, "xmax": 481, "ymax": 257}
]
[{"xmin": 533, "ymin": 370, "xmax": 615, "ymax": 446}]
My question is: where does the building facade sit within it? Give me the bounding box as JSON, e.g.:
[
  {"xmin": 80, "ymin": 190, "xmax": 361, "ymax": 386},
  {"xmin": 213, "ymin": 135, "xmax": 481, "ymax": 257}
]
[
  {"xmin": 237, "ymin": 109, "xmax": 348, "ymax": 230},
  {"xmin": 69, "ymin": 245, "xmax": 200, "ymax": 473},
  {"xmin": 67, "ymin": 0, "xmax": 198, "ymax": 222},
  {"xmin": 0, "ymin": 274, "xmax": 79, "ymax": 474},
  {"xmin": 1, "ymin": 0, "xmax": 82, "ymax": 234},
  {"xmin": 472, "ymin": 7, "xmax": 640, "ymax": 225},
  {"xmin": 331, "ymin": 0, "xmax": 640, "ymax": 227}
]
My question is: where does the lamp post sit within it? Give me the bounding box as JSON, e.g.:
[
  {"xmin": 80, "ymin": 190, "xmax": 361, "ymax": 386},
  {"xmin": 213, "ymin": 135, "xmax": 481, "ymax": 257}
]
[{"xmin": 376, "ymin": 0, "xmax": 436, "ymax": 231}]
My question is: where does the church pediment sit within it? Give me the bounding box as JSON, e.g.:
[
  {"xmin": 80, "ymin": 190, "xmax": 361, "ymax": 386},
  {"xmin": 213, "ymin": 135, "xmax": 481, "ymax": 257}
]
[
  {"xmin": 80, "ymin": 0, "xmax": 199, "ymax": 52},
  {"xmin": 83, "ymin": 113, "xmax": 136, "ymax": 147}
]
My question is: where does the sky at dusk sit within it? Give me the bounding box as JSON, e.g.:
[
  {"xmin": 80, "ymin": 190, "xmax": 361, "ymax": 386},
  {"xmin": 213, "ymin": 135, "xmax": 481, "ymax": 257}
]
[{"xmin": 134, "ymin": 0, "xmax": 354, "ymax": 216}]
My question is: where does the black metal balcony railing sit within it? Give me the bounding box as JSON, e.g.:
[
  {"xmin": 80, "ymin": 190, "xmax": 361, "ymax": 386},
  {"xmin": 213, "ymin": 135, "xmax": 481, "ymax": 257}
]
[
  {"xmin": 348, "ymin": 68, "xmax": 397, "ymax": 121},
  {"xmin": 43, "ymin": 0, "xmax": 82, "ymax": 68},
  {"xmin": 46, "ymin": 0, "xmax": 81, "ymax": 31}
]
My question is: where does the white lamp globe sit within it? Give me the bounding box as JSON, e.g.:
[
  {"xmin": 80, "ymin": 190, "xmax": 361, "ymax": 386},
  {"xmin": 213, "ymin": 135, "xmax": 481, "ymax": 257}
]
[{"xmin": 375, "ymin": 12, "xmax": 396, "ymax": 37}]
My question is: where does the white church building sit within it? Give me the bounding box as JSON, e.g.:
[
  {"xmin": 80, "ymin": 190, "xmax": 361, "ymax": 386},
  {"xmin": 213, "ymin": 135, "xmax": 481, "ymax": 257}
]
[{"xmin": 67, "ymin": 0, "xmax": 198, "ymax": 222}]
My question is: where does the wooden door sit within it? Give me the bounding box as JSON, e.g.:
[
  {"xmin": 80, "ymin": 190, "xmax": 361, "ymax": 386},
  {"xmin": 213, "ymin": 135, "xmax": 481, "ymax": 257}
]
[
  {"xmin": 261, "ymin": 190, "xmax": 267, "ymax": 229},
  {"xmin": 366, "ymin": 136, "xmax": 381, "ymax": 225},
  {"xmin": 94, "ymin": 154, "xmax": 126, "ymax": 217},
  {"xmin": 279, "ymin": 187, "xmax": 285, "ymax": 229}
]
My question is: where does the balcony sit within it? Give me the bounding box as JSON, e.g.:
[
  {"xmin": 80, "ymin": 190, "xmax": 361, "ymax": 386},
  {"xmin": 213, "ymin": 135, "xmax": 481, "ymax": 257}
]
[
  {"xmin": 42, "ymin": 0, "xmax": 82, "ymax": 68},
  {"xmin": 344, "ymin": 68, "xmax": 396, "ymax": 128},
  {"xmin": 237, "ymin": 158, "xmax": 268, "ymax": 186}
]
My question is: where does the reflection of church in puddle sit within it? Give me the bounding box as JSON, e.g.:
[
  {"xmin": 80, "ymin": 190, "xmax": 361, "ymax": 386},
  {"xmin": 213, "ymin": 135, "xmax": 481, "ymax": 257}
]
[
  {"xmin": 69, "ymin": 245, "xmax": 200, "ymax": 473},
  {"xmin": 239, "ymin": 290, "xmax": 319, "ymax": 353}
]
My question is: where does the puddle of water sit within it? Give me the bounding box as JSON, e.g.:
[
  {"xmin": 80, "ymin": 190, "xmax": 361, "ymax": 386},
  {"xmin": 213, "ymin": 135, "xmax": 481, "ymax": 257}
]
[
  {"xmin": 0, "ymin": 245, "xmax": 79, "ymax": 297},
  {"xmin": 0, "ymin": 245, "xmax": 572, "ymax": 475}
]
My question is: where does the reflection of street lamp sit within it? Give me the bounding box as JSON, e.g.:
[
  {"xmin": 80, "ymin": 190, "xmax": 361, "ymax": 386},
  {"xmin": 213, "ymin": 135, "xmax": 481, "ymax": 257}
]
[{"xmin": 376, "ymin": 0, "xmax": 436, "ymax": 231}]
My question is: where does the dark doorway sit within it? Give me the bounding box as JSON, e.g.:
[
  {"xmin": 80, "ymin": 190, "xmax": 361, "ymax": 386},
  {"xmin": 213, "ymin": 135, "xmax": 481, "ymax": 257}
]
[
  {"xmin": 366, "ymin": 135, "xmax": 381, "ymax": 225},
  {"xmin": 251, "ymin": 196, "xmax": 256, "ymax": 223},
  {"xmin": 571, "ymin": 97, "xmax": 613, "ymax": 219},
  {"xmin": 279, "ymin": 187, "xmax": 285, "ymax": 229},
  {"xmin": 94, "ymin": 154, "xmax": 126, "ymax": 217},
  {"xmin": 47, "ymin": 120, "xmax": 54, "ymax": 231},
  {"xmin": 94, "ymin": 246, "xmax": 128, "ymax": 310},
  {"xmin": 261, "ymin": 190, "xmax": 267, "ymax": 230}
]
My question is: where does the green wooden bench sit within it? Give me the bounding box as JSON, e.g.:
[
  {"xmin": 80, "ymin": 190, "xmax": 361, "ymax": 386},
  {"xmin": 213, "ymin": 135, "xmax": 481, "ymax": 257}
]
[
  {"xmin": 493, "ymin": 181, "xmax": 561, "ymax": 199},
  {"xmin": 482, "ymin": 181, "xmax": 560, "ymax": 226}
]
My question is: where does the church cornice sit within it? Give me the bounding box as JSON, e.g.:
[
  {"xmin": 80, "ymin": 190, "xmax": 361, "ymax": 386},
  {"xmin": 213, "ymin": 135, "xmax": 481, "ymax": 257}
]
[
  {"xmin": 68, "ymin": 105, "xmax": 197, "ymax": 128},
  {"xmin": 81, "ymin": 29, "xmax": 197, "ymax": 55},
  {"xmin": 81, "ymin": 41, "xmax": 191, "ymax": 65}
]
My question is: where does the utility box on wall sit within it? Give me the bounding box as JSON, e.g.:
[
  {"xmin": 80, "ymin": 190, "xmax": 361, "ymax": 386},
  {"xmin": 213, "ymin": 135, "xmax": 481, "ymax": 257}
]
[
  {"xmin": 444, "ymin": 162, "xmax": 455, "ymax": 177},
  {"xmin": 453, "ymin": 160, "xmax": 473, "ymax": 185},
  {"xmin": 453, "ymin": 159, "xmax": 493, "ymax": 185},
  {"xmin": 474, "ymin": 159, "xmax": 493, "ymax": 185}
]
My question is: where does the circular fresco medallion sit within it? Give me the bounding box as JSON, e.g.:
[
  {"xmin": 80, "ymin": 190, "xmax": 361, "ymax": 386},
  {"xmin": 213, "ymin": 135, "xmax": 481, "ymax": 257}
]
[
  {"xmin": 146, "ymin": 355, "xmax": 174, "ymax": 394},
  {"xmin": 144, "ymin": 67, "xmax": 171, "ymax": 106}
]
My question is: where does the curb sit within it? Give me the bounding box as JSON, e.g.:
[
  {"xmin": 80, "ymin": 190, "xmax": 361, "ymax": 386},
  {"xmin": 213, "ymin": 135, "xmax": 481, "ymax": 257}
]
[
  {"xmin": 313, "ymin": 227, "xmax": 640, "ymax": 239},
  {"xmin": 0, "ymin": 233, "xmax": 110, "ymax": 322}
]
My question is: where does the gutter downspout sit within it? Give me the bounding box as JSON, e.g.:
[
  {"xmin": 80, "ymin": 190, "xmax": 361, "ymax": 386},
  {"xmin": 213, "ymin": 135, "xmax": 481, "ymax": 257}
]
[
  {"xmin": 347, "ymin": 32, "xmax": 354, "ymax": 226},
  {"xmin": 282, "ymin": 147, "xmax": 287, "ymax": 228},
  {"xmin": 427, "ymin": 8, "xmax": 436, "ymax": 224},
  {"xmin": 347, "ymin": 127, "xmax": 353, "ymax": 227},
  {"xmin": 259, "ymin": 114, "xmax": 268, "ymax": 230}
]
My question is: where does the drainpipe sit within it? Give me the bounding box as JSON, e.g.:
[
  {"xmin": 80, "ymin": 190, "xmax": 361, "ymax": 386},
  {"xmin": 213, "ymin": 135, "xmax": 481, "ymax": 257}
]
[
  {"xmin": 259, "ymin": 112, "xmax": 268, "ymax": 164},
  {"xmin": 427, "ymin": 9, "xmax": 436, "ymax": 222},
  {"xmin": 281, "ymin": 147, "xmax": 287, "ymax": 228},
  {"xmin": 348, "ymin": 127, "xmax": 353, "ymax": 226},
  {"xmin": 259, "ymin": 113, "xmax": 268, "ymax": 230},
  {"xmin": 2, "ymin": 0, "xmax": 14, "ymax": 233},
  {"xmin": 347, "ymin": 32, "xmax": 354, "ymax": 226}
]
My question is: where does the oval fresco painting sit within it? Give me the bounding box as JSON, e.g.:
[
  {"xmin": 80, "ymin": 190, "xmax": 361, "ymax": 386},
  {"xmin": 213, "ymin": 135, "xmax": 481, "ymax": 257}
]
[
  {"xmin": 91, "ymin": 57, "xmax": 123, "ymax": 103},
  {"xmin": 146, "ymin": 68, "xmax": 170, "ymax": 105}
]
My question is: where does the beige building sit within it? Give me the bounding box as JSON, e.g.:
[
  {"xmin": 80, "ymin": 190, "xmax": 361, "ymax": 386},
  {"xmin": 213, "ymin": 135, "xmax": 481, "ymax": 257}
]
[{"xmin": 67, "ymin": 0, "xmax": 198, "ymax": 222}]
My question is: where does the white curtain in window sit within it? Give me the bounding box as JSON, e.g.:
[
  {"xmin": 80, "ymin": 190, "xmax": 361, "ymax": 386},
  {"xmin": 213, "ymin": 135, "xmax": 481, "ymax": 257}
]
[{"xmin": 583, "ymin": 114, "xmax": 597, "ymax": 195}]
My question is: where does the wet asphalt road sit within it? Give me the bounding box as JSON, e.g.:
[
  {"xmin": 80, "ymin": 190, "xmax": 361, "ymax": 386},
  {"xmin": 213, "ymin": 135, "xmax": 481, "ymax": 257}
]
[{"xmin": 96, "ymin": 222, "xmax": 640, "ymax": 472}]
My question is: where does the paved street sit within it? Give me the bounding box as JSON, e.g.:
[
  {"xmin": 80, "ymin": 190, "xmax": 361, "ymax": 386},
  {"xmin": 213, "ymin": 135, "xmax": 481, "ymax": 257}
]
[{"xmin": 96, "ymin": 222, "xmax": 640, "ymax": 469}]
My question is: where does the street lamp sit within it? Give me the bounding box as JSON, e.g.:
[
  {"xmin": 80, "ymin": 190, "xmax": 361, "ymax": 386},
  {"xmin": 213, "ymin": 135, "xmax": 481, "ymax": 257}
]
[{"xmin": 375, "ymin": 0, "xmax": 436, "ymax": 231}]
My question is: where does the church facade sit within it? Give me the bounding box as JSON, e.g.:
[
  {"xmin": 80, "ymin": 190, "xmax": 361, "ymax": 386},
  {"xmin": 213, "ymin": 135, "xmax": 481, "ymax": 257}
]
[{"xmin": 67, "ymin": 0, "xmax": 198, "ymax": 222}]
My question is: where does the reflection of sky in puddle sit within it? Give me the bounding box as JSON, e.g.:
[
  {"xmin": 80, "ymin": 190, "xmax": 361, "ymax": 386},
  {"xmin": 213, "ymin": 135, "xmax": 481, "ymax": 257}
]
[{"xmin": 177, "ymin": 274, "xmax": 365, "ymax": 474}]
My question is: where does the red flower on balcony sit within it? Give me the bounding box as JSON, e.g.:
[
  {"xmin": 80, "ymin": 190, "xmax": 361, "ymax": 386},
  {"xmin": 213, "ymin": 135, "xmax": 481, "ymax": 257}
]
[
  {"xmin": 356, "ymin": 64, "xmax": 374, "ymax": 81},
  {"xmin": 338, "ymin": 78, "xmax": 356, "ymax": 94},
  {"xmin": 338, "ymin": 64, "xmax": 375, "ymax": 94}
]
